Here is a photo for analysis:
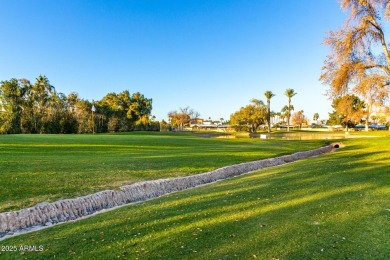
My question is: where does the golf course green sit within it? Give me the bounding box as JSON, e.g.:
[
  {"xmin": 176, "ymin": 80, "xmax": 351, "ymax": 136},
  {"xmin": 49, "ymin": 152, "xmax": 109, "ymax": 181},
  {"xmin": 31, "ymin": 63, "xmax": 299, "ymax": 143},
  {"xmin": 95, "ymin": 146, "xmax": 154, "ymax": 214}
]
[{"xmin": 0, "ymin": 132, "xmax": 388, "ymax": 259}]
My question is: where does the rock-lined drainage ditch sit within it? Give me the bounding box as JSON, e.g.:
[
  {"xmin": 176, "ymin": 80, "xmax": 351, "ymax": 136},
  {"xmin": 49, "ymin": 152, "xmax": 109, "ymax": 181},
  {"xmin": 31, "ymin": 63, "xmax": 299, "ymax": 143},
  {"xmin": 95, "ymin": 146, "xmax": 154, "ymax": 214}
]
[{"xmin": 0, "ymin": 143, "xmax": 342, "ymax": 240}]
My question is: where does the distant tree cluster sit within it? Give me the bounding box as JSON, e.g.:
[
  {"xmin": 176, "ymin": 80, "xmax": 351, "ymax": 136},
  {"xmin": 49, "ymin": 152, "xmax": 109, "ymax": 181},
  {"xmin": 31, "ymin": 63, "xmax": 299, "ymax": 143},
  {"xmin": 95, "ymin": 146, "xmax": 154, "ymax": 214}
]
[
  {"xmin": 0, "ymin": 75, "xmax": 157, "ymax": 134},
  {"xmin": 229, "ymin": 88, "xmax": 300, "ymax": 133},
  {"xmin": 230, "ymin": 99, "xmax": 267, "ymax": 133},
  {"xmin": 327, "ymin": 94, "xmax": 365, "ymax": 130},
  {"xmin": 291, "ymin": 110, "xmax": 307, "ymax": 129},
  {"xmin": 168, "ymin": 106, "xmax": 200, "ymax": 131}
]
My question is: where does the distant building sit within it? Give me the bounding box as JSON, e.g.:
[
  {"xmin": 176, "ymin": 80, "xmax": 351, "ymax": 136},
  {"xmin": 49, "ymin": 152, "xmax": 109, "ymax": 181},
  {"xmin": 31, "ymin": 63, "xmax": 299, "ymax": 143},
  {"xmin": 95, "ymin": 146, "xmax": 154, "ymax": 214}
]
[
  {"xmin": 189, "ymin": 118, "xmax": 203, "ymax": 127},
  {"xmin": 189, "ymin": 118, "xmax": 230, "ymax": 131}
]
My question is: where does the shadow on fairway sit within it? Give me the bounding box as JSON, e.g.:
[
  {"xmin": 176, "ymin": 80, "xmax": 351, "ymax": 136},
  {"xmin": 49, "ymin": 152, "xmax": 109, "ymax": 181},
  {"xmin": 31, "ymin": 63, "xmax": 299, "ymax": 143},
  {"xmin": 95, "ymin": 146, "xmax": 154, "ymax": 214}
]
[{"xmin": 1, "ymin": 140, "xmax": 388, "ymax": 259}]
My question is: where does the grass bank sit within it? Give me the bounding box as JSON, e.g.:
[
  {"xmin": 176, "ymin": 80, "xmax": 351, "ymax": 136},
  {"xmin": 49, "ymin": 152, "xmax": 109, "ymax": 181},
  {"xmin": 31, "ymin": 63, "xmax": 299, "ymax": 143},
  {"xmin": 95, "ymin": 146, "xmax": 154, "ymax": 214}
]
[
  {"xmin": 0, "ymin": 135, "xmax": 388, "ymax": 259},
  {"xmin": 0, "ymin": 132, "xmax": 329, "ymax": 212}
]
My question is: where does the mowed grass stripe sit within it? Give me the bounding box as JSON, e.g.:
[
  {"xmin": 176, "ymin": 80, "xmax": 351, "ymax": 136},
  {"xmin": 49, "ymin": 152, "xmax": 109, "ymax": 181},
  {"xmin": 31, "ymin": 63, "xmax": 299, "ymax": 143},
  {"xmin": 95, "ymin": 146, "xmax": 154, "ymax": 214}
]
[
  {"xmin": 0, "ymin": 132, "xmax": 329, "ymax": 212},
  {"xmin": 0, "ymin": 137, "xmax": 388, "ymax": 259}
]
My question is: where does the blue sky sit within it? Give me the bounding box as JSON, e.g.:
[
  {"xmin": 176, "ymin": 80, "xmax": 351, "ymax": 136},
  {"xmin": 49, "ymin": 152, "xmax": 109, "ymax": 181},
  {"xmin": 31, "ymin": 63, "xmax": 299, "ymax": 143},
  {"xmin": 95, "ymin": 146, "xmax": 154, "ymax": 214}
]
[{"xmin": 0, "ymin": 0, "xmax": 346, "ymax": 121}]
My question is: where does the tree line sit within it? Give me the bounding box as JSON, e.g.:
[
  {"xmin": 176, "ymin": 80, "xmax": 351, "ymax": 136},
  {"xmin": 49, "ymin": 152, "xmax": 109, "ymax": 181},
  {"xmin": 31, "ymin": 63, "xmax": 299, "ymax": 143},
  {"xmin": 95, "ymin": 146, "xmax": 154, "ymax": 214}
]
[
  {"xmin": 230, "ymin": 88, "xmax": 300, "ymax": 133},
  {"xmin": 167, "ymin": 107, "xmax": 200, "ymax": 131},
  {"xmin": 0, "ymin": 75, "xmax": 157, "ymax": 134},
  {"xmin": 231, "ymin": 1, "xmax": 390, "ymax": 133}
]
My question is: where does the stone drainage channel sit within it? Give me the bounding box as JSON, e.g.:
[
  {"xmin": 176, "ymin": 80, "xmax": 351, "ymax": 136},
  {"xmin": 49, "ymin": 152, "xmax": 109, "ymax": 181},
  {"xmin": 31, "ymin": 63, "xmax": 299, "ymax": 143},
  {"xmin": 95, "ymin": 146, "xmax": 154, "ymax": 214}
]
[{"xmin": 0, "ymin": 143, "xmax": 343, "ymax": 241}]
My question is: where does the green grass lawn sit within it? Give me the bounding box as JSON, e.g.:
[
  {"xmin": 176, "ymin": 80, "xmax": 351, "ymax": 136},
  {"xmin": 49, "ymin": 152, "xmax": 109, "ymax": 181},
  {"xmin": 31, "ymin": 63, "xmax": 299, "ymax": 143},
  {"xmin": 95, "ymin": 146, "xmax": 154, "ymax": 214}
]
[
  {"xmin": 0, "ymin": 132, "xmax": 330, "ymax": 212},
  {"xmin": 0, "ymin": 134, "xmax": 389, "ymax": 259}
]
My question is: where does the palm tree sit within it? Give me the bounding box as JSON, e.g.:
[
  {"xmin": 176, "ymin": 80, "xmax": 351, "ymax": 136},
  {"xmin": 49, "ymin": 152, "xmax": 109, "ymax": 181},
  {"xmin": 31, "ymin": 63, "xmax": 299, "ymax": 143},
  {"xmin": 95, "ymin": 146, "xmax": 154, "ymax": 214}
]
[
  {"xmin": 273, "ymin": 111, "xmax": 282, "ymax": 126},
  {"xmin": 285, "ymin": 88, "xmax": 297, "ymax": 132},
  {"xmin": 281, "ymin": 105, "xmax": 294, "ymax": 127},
  {"xmin": 313, "ymin": 113, "xmax": 320, "ymax": 124},
  {"xmin": 264, "ymin": 90, "xmax": 275, "ymax": 133}
]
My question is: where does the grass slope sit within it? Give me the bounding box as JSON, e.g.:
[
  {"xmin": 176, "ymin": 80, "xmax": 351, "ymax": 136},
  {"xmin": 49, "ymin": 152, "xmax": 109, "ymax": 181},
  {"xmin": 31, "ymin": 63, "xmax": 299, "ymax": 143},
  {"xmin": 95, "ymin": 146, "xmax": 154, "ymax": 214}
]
[
  {"xmin": 0, "ymin": 132, "xmax": 328, "ymax": 212},
  {"xmin": 0, "ymin": 136, "xmax": 389, "ymax": 259}
]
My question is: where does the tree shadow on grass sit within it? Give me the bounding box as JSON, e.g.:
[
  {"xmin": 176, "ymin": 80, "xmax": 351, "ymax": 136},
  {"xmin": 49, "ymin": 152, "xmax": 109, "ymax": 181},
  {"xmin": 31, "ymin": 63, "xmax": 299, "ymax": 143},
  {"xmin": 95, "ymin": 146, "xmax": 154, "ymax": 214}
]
[
  {"xmin": 1, "ymin": 141, "xmax": 389, "ymax": 259},
  {"xmin": 0, "ymin": 137, "xmax": 328, "ymax": 212}
]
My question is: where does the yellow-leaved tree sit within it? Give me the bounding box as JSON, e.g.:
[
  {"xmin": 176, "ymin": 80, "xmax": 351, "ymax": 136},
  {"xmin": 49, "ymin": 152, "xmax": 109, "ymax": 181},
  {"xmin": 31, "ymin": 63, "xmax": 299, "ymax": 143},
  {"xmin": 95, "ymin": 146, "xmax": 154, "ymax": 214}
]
[{"xmin": 320, "ymin": 0, "xmax": 390, "ymax": 130}]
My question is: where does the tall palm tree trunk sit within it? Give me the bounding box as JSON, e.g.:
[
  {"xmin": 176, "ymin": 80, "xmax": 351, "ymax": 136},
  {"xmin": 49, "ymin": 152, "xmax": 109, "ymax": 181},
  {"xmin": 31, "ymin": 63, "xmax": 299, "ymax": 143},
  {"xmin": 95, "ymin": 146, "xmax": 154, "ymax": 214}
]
[
  {"xmin": 267, "ymin": 100, "xmax": 271, "ymax": 133},
  {"xmin": 287, "ymin": 100, "xmax": 291, "ymax": 132}
]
